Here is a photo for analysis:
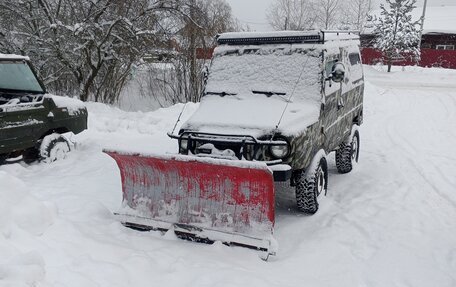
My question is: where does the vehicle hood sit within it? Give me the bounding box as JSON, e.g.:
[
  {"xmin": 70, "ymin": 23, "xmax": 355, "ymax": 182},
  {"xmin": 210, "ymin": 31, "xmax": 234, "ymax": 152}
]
[
  {"xmin": 181, "ymin": 94, "xmax": 320, "ymax": 137},
  {"xmin": 46, "ymin": 94, "xmax": 87, "ymax": 116}
]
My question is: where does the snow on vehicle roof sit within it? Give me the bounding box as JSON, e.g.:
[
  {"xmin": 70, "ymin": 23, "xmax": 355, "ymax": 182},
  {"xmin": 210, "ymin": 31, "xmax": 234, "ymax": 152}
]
[
  {"xmin": 364, "ymin": 5, "xmax": 456, "ymax": 35},
  {"xmin": 0, "ymin": 53, "xmax": 30, "ymax": 61}
]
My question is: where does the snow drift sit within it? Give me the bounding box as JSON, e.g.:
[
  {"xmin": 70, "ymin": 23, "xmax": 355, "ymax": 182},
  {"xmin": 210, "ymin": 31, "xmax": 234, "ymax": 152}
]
[{"xmin": 0, "ymin": 65, "xmax": 456, "ymax": 286}]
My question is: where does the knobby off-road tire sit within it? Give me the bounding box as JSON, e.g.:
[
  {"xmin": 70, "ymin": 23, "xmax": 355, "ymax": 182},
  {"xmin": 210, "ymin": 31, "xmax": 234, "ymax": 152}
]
[
  {"xmin": 336, "ymin": 129, "xmax": 360, "ymax": 174},
  {"xmin": 295, "ymin": 158, "xmax": 328, "ymax": 214},
  {"xmin": 40, "ymin": 134, "xmax": 71, "ymax": 163}
]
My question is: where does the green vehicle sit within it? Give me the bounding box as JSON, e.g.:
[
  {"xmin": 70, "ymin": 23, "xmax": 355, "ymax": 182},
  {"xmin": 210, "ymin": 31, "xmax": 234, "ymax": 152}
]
[{"xmin": 0, "ymin": 54, "xmax": 88, "ymax": 163}]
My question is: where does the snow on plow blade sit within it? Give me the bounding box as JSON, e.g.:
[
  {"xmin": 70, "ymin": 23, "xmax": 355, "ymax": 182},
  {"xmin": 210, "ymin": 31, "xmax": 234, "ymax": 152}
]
[{"xmin": 105, "ymin": 151, "xmax": 277, "ymax": 255}]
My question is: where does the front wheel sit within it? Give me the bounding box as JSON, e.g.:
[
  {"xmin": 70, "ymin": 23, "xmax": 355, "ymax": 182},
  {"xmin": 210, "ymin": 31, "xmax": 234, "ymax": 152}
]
[
  {"xmin": 295, "ymin": 157, "xmax": 328, "ymax": 214},
  {"xmin": 336, "ymin": 128, "xmax": 360, "ymax": 174},
  {"xmin": 40, "ymin": 134, "xmax": 71, "ymax": 163},
  {"xmin": 22, "ymin": 147, "xmax": 40, "ymax": 164}
]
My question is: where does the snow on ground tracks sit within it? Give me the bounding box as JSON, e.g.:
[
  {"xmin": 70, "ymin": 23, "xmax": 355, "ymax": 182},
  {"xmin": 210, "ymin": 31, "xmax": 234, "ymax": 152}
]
[{"xmin": 1, "ymin": 66, "xmax": 456, "ymax": 286}]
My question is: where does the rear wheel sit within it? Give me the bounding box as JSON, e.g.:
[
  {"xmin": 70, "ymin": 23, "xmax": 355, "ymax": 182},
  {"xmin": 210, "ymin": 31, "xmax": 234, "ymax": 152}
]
[
  {"xmin": 40, "ymin": 134, "xmax": 71, "ymax": 163},
  {"xmin": 295, "ymin": 158, "xmax": 328, "ymax": 214},
  {"xmin": 336, "ymin": 128, "xmax": 360, "ymax": 174}
]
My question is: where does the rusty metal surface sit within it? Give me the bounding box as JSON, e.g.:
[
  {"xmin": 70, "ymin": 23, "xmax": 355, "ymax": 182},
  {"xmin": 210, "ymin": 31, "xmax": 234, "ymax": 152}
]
[{"xmin": 106, "ymin": 152, "xmax": 275, "ymax": 239}]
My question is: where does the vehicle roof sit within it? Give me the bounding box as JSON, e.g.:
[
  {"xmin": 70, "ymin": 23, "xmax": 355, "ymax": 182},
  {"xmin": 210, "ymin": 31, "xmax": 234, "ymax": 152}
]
[
  {"xmin": 217, "ymin": 30, "xmax": 360, "ymax": 46},
  {"xmin": 0, "ymin": 53, "xmax": 30, "ymax": 61}
]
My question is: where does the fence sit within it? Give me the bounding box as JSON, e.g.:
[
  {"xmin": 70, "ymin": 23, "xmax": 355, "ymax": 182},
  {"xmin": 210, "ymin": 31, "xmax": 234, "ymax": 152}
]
[{"xmin": 361, "ymin": 48, "xmax": 456, "ymax": 69}]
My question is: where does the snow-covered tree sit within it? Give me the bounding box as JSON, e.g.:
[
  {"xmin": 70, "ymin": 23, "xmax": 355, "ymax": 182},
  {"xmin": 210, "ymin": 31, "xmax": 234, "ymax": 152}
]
[
  {"xmin": 0, "ymin": 0, "xmax": 187, "ymax": 102},
  {"xmin": 0, "ymin": 0, "xmax": 237, "ymax": 104},
  {"xmin": 373, "ymin": 0, "xmax": 421, "ymax": 72}
]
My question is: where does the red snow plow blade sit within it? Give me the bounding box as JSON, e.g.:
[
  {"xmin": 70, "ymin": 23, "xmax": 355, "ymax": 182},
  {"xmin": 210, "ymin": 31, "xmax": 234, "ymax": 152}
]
[{"xmin": 105, "ymin": 151, "xmax": 277, "ymax": 255}]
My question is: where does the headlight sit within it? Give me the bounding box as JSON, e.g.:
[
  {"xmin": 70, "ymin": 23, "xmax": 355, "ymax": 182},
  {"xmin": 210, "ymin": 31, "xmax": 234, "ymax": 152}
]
[
  {"xmin": 270, "ymin": 144, "xmax": 289, "ymax": 159},
  {"xmin": 179, "ymin": 138, "xmax": 188, "ymax": 151}
]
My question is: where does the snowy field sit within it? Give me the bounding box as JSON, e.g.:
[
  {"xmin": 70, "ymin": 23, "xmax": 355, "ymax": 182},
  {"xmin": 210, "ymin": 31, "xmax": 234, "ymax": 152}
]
[{"xmin": 1, "ymin": 65, "xmax": 456, "ymax": 286}]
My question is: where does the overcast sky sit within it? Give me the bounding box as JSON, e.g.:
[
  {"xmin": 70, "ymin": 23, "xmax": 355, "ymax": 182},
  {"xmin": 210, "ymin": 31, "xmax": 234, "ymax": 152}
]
[{"xmin": 226, "ymin": 0, "xmax": 455, "ymax": 31}]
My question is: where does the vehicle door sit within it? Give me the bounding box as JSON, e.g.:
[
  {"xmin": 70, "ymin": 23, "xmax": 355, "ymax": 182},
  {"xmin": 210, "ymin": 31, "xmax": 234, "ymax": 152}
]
[
  {"xmin": 336, "ymin": 49, "xmax": 364, "ymax": 141},
  {"xmin": 321, "ymin": 50, "xmax": 346, "ymax": 152},
  {"xmin": 0, "ymin": 95, "xmax": 47, "ymax": 152}
]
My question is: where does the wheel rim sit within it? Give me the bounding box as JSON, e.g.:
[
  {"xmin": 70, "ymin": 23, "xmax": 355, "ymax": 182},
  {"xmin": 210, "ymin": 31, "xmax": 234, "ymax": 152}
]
[
  {"xmin": 49, "ymin": 142, "xmax": 70, "ymax": 162},
  {"xmin": 351, "ymin": 135, "xmax": 359, "ymax": 163},
  {"xmin": 316, "ymin": 167, "xmax": 326, "ymax": 197}
]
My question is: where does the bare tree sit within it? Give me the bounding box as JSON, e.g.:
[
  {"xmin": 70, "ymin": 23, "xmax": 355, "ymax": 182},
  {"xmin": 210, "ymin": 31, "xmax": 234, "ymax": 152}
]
[
  {"xmin": 135, "ymin": 0, "xmax": 238, "ymax": 107},
  {"xmin": 173, "ymin": 0, "xmax": 238, "ymax": 103},
  {"xmin": 267, "ymin": 0, "xmax": 317, "ymax": 30},
  {"xmin": 267, "ymin": 0, "xmax": 347, "ymax": 30},
  {"xmin": 340, "ymin": 0, "xmax": 372, "ymax": 31},
  {"xmin": 315, "ymin": 0, "xmax": 341, "ymax": 29}
]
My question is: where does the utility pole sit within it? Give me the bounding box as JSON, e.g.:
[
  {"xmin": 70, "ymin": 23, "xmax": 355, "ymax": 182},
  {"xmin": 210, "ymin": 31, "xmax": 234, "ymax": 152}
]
[
  {"xmin": 189, "ymin": 0, "xmax": 197, "ymax": 102},
  {"xmin": 418, "ymin": 0, "xmax": 428, "ymax": 50}
]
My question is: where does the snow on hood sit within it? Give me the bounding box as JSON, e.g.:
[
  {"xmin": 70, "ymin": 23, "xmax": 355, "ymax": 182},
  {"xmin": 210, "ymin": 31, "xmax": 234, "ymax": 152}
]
[
  {"xmin": 182, "ymin": 43, "xmax": 322, "ymax": 137},
  {"xmin": 46, "ymin": 95, "xmax": 86, "ymax": 115},
  {"xmin": 182, "ymin": 94, "xmax": 320, "ymax": 137}
]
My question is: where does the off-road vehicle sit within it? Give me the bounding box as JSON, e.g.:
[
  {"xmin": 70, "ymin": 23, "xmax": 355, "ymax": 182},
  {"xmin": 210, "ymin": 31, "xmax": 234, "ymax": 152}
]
[
  {"xmin": 0, "ymin": 54, "xmax": 88, "ymax": 163},
  {"xmin": 105, "ymin": 31, "xmax": 364, "ymax": 256},
  {"xmin": 174, "ymin": 30, "xmax": 364, "ymax": 214}
]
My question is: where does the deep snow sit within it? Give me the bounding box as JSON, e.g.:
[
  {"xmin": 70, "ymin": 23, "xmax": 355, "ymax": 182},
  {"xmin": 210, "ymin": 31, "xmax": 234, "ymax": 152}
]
[{"xmin": 1, "ymin": 65, "xmax": 456, "ymax": 286}]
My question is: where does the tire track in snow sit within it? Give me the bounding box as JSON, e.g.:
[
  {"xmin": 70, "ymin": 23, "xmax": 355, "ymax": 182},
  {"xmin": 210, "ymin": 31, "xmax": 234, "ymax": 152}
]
[{"xmin": 381, "ymin": 89, "xmax": 456, "ymax": 214}]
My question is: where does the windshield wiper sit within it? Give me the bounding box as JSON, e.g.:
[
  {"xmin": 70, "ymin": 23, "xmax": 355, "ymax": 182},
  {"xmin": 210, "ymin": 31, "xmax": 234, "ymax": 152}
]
[
  {"xmin": 0, "ymin": 88, "xmax": 44, "ymax": 95},
  {"xmin": 205, "ymin": 91, "xmax": 237, "ymax": 97},
  {"xmin": 252, "ymin": 90, "xmax": 286, "ymax": 97}
]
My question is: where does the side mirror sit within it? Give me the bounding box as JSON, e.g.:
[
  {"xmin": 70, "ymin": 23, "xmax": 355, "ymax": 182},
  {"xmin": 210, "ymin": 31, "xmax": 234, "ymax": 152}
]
[{"xmin": 331, "ymin": 62, "xmax": 345, "ymax": 83}]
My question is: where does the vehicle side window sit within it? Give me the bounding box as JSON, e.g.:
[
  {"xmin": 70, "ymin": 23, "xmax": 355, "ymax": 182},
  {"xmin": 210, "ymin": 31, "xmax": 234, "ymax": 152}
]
[{"xmin": 349, "ymin": 53, "xmax": 361, "ymax": 66}]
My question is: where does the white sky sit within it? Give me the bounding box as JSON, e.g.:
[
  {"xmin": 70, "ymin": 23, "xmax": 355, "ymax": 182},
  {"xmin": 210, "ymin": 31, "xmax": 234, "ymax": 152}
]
[{"xmin": 226, "ymin": 0, "xmax": 455, "ymax": 31}]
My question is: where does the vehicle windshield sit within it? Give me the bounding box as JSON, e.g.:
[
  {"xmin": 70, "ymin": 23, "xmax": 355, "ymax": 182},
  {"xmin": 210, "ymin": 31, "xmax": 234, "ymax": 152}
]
[
  {"xmin": 205, "ymin": 45, "xmax": 321, "ymax": 103},
  {"xmin": 0, "ymin": 60, "xmax": 44, "ymax": 93}
]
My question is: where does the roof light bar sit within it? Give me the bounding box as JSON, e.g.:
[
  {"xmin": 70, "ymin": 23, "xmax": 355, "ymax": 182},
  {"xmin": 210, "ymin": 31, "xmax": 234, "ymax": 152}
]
[{"xmin": 217, "ymin": 34, "xmax": 323, "ymax": 45}]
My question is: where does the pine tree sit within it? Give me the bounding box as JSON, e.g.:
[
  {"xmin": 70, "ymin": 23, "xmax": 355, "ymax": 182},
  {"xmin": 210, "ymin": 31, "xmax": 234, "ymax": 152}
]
[{"xmin": 373, "ymin": 0, "xmax": 421, "ymax": 72}]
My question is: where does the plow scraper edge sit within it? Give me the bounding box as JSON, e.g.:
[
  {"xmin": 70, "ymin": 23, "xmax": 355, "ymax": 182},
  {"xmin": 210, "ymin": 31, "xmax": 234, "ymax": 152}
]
[{"xmin": 105, "ymin": 151, "xmax": 277, "ymax": 256}]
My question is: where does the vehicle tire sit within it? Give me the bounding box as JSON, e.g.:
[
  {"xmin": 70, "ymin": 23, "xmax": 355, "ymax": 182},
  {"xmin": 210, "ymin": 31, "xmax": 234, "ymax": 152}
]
[
  {"xmin": 336, "ymin": 129, "xmax": 360, "ymax": 174},
  {"xmin": 295, "ymin": 158, "xmax": 328, "ymax": 214},
  {"xmin": 40, "ymin": 134, "xmax": 71, "ymax": 163},
  {"xmin": 22, "ymin": 147, "xmax": 40, "ymax": 164}
]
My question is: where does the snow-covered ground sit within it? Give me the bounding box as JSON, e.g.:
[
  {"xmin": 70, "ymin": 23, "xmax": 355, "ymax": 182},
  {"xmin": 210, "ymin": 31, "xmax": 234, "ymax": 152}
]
[{"xmin": 1, "ymin": 65, "xmax": 456, "ymax": 286}]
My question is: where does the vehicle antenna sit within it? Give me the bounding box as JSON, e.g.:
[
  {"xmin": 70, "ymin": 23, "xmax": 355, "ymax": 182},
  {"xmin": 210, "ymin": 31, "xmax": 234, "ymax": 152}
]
[
  {"xmin": 171, "ymin": 103, "xmax": 188, "ymax": 135},
  {"xmin": 273, "ymin": 42, "xmax": 318, "ymax": 137}
]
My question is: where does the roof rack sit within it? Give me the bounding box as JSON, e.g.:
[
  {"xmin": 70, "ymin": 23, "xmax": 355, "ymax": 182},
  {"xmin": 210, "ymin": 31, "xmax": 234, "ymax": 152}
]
[
  {"xmin": 216, "ymin": 30, "xmax": 359, "ymax": 46},
  {"xmin": 217, "ymin": 31, "xmax": 323, "ymax": 45},
  {"xmin": 321, "ymin": 30, "xmax": 360, "ymax": 42}
]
